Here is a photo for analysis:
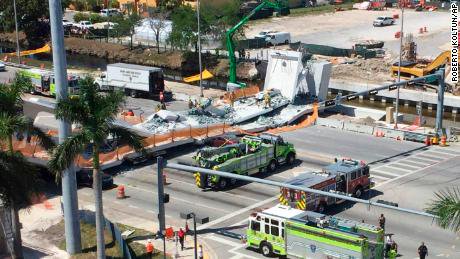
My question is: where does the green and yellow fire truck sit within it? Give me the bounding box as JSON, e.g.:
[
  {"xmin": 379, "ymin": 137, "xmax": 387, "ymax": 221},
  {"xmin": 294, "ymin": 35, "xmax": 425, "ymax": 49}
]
[
  {"xmin": 19, "ymin": 68, "xmax": 80, "ymax": 97},
  {"xmin": 193, "ymin": 133, "xmax": 296, "ymax": 189},
  {"xmin": 246, "ymin": 204, "xmax": 385, "ymax": 258}
]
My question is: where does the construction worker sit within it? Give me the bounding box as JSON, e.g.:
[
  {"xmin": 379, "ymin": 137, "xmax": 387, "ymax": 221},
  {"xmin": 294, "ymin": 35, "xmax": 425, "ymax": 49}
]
[
  {"xmin": 378, "ymin": 213, "xmax": 385, "ymax": 230},
  {"xmin": 194, "ymin": 99, "xmax": 200, "ymax": 109},
  {"xmin": 198, "ymin": 245, "xmax": 204, "ymax": 259},
  {"xmin": 230, "ymin": 91, "xmax": 236, "ymax": 108},
  {"xmin": 388, "ymin": 247, "xmax": 397, "ymax": 259},
  {"xmin": 418, "ymin": 242, "xmax": 428, "ymax": 259},
  {"xmin": 127, "ymin": 109, "xmax": 134, "ymax": 116},
  {"xmin": 146, "ymin": 239, "xmax": 154, "ymax": 258},
  {"xmin": 178, "ymin": 228, "xmax": 185, "ymax": 251},
  {"xmin": 264, "ymin": 91, "xmax": 271, "ymax": 108},
  {"xmin": 161, "ymin": 101, "xmax": 166, "ymax": 110},
  {"xmin": 159, "ymin": 91, "xmax": 164, "ymax": 103},
  {"xmin": 188, "ymin": 98, "xmax": 194, "ymax": 109},
  {"xmin": 156, "ymin": 103, "xmax": 162, "ymax": 112}
]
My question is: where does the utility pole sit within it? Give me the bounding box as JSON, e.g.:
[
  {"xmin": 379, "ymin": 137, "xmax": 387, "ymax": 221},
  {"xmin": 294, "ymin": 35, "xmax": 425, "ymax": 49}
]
[
  {"xmin": 13, "ymin": 0, "xmax": 21, "ymax": 63},
  {"xmin": 395, "ymin": 5, "xmax": 404, "ymax": 129},
  {"xmin": 106, "ymin": 0, "xmax": 111, "ymax": 43},
  {"xmin": 156, "ymin": 156, "xmax": 166, "ymax": 259},
  {"xmin": 197, "ymin": 0, "xmax": 204, "ymax": 97},
  {"xmin": 435, "ymin": 69, "xmax": 445, "ymax": 133},
  {"xmin": 48, "ymin": 0, "xmax": 82, "ymax": 254}
]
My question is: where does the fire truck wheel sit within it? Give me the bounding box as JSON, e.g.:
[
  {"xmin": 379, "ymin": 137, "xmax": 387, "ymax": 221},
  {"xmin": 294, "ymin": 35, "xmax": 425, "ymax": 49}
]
[
  {"xmin": 268, "ymin": 160, "xmax": 277, "ymax": 172},
  {"xmin": 230, "ymin": 176, "xmax": 237, "ymax": 186},
  {"xmin": 286, "ymin": 153, "xmax": 295, "ymax": 165},
  {"xmin": 317, "ymin": 203, "xmax": 326, "ymax": 214},
  {"xmin": 260, "ymin": 242, "xmax": 273, "ymax": 257},
  {"xmin": 354, "ymin": 186, "xmax": 363, "ymax": 198},
  {"xmin": 218, "ymin": 178, "xmax": 228, "ymax": 189}
]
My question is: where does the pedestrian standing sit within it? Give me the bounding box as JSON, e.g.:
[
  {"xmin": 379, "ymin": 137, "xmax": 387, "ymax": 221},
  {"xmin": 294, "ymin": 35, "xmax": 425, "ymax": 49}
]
[
  {"xmin": 418, "ymin": 242, "xmax": 428, "ymax": 259},
  {"xmin": 379, "ymin": 213, "xmax": 386, "ymax": 230},
  {"xmin": 185, "ymin": 221, "xmax": 190, "ymax": 241},
  {"xmin": 178, "ymin": 228, "xmax": 185, "ymax": 251},
  {"xmin": 198, "ymin": 244, "xmax": 204, "ymax": 259}
]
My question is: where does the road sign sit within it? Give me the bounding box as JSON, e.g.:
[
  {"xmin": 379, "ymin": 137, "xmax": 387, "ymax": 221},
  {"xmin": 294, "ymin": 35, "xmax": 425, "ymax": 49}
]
[
  {"xmin": 346, "ymin": 95, "xmax": 357, "ymax": 101},
  {"xmin": 388, "ymin": 85, "xmax": 398, "ymax": 91},
  {"xmin": 369, "ymin": 90, "xmax": 378, "ymax": 95},
  {"xmin": 325, "ymin": 100, "xmax": 336, "ymax": 107}
]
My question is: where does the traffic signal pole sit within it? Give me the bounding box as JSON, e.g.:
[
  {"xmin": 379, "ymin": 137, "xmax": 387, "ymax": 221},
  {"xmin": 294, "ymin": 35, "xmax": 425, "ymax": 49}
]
[
  {"xmin": 156, "ymin": 156, "xmax": 166, "ymax": 259},
  {"xmin": 48, "ymin": 0, "xmax": 81, "ymax": 254}
]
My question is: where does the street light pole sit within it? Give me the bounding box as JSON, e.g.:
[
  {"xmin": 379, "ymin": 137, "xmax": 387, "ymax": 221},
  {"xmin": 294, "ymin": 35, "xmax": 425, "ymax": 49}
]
[
  {"xmin": 106, "ymin": 0, "xmax": 111, "ymax": 43},
  {"xmin": 395, "ymin": 5, "xmax": 404, "ymax": 128},
  {"xmin": 193, "ymin": 213, "xmax": 197, "ymax": 259},
  {"xmin": 13, "ymin": 0, "xmax": 21, "ymax": 63},
  {"xmin": 197, "ymin": 0, "xmax": 203, "ymax": 97},
  {"xmin": 48, "ymin": 0, "xmax": 82, "ymax": 254}
]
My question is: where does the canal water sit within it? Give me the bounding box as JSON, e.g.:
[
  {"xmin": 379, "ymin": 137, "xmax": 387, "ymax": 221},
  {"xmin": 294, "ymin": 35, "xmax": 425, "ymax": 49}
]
[{"xmin": 1, "ymin": 42, "xmax": 458, "ymax": 126}]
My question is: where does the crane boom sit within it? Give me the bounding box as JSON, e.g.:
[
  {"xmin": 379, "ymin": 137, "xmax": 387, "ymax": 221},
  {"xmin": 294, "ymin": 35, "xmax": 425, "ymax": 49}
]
[{"xmin": 226, "ymin": 0, "xmax": 283, "ymax": 86}]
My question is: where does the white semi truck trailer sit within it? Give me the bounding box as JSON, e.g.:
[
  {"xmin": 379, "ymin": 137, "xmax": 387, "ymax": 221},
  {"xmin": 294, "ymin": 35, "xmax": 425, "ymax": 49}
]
[{"xmin": 94, "ymin": 63, "xmax": 171, "ymax": 99}]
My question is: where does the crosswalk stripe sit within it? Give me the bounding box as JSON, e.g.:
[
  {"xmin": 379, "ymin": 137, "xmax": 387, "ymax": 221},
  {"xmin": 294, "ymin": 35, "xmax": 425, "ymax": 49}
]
[
  {"xmin": 371, "ymin": 174, "xmax": 390, "ymax": 180},
  {"xmin": 405, "ymin": 157, "xmax": 434, "ymax": 165},
  {"xmin": 416, "ymin": 154, "xmax": 442, "ymax": 161},
  {"xmin": 372, "ymin": 169, "xmax": 401, "ymax": 177},
  {"xmin": 430, "ymin": 148, "xmax": 460, "ymax": 156},
  {"xmin": 390, "ymin": 162, "xmax": 420, "ymax": 170},
  {"xmin": 426, "ymin": 149, "xmax": 458, "ymax": 157},
  {"xmin": 398, "ymin": 160, "xmax": 426, "ymax": 168},
  {"xmin": 383, "ymin": 164, "xmax": 413, "ymax": 173}
]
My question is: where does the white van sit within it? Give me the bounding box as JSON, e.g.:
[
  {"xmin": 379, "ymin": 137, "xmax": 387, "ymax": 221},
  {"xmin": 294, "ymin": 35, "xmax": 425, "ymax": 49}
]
[
  {"xmin": 265, "ymin": 32, "xmax": 291, "ymax": 46},
  {"xmin": 100, "ymin": 8, "xmax": 120, "ymax": 17}
]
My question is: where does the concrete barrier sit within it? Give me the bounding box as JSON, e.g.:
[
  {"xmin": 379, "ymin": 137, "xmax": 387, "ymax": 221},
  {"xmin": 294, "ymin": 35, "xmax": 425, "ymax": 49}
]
[
  {"xmin": 343, "ymin": 122, "xmax": 374, "ymax": 135},
  {"xmin": 316, "ymin": 118, "xmax": 344, "ymax": 129}
]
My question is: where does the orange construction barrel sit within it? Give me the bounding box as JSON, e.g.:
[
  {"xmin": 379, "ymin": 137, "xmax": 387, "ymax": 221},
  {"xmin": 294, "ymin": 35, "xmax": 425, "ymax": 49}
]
[
  {"xmin": 146, "ymin": 240, "xmax": 154, "ymax": 254},
  {"xmin": 117, "ymin": 185, "xmax": 126, "ymax": 199},
  {"xmin": 440, "ymin": 135, "xmax": 447, "ymax": 146}
]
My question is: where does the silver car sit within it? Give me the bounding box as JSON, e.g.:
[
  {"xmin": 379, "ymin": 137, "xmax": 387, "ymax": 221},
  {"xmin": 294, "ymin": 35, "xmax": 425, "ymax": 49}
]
[
  {"xmin": 0, "ymin": 61, "xmax": 5, "ymax": 72},
  {"xmin": 373, "ymin": 16, "xmax": 395, "ymax": 27}
]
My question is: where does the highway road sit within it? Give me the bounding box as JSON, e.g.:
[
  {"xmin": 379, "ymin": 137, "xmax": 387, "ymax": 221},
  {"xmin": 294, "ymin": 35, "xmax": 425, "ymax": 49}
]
[{"xmin": 74, "ymin": 125, "xmax": 460, "ymax": 259}]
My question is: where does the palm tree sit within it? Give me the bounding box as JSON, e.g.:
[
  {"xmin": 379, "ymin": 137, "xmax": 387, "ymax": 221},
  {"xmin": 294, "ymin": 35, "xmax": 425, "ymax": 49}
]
[
  {"xmin": 426, "ymin": 187, "xmax": 460, "ymax": 232},
  {"xmin": 48, "ymin": 77, "xmax": 144, "ymax": 258},
  {"xmin": 0, "ymin": 150, "xmax": 42, "ymax": 259},
  {"xmin": 0, "ymin": 74, "xmax": 55, "ymax": 258}
]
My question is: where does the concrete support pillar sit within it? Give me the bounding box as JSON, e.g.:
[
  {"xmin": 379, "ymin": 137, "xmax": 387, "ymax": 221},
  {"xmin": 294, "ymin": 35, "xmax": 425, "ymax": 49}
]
[
  {"xmin": 359, "ymin": 95, "xmax": 364, "ymax": 102},
  {"xmin": 370, "ymin": 96, "xmax": 375, "ymax": 102},
  {"xmin": 381, "ymin": 97, "xmax": 386, "ymax": 103},
  {"xmin": 404, "ymin": 100, "xmax": 410, "ymax": 107},
  {"xmin": 428, "ymin": 104, "xmax": 433, "ymax": 110},
  {"xmin": 453, "ymin": 108, "xmax": 458, "ymax": 114}
]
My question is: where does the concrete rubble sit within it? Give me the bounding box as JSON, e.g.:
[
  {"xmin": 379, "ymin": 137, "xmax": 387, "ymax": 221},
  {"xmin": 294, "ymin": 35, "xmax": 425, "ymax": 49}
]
[{"xmin": 135, "ymin": 50, "xmax": 331, "ymax": 135}]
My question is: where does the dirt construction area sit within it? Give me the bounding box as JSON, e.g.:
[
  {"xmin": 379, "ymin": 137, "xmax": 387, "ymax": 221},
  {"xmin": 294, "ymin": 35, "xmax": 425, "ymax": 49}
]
[{"xmin": 246, "ymin": 9, "xmax": 450, "ymax": 58}]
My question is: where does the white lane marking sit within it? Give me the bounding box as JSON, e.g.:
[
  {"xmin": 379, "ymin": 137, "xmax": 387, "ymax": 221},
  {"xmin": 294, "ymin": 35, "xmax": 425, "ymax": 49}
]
[
  {"xmin": 372, "ymin": 170, "xmax": 401, "ymax": 178},
  {"xmin": 121, "ymin": 182, "xmax": 231, "ymax": 213},
  {"xmin": 376, "ymin": 155, "xmax": 460, "ymax": 188},
  {"xmin": 197, "ymin": 196, "xmax": 278, "ymax": 231},
  {"xmin": 129, "ymin": 205, "xmax": 140, "ymax": 210},
  {"xmin": 426, "ymin": 150, "xmax": 457, "ymax": 156},
  {"xmin": 404, "ymin": 158, "xmax": 433, "ymax": 166},
  {"xmin": 416, "ymin": 153, "xmax": 443, "ymax": 161},
  {"xmin": 431, "ymin": 148, "xmax": 460, "ymax": 155},
  {"xmin": 400, "ymin": 160, "xmax": 430, "ymax": 167},
  {"xmin": 382, "ymin": 164, "xmax": 413, "ymax": 173},
  {"xmin": 205, "ymin": 234, "xmax": 260, "ymax": 259},
  {"xmin": 371, "ymin": 174, "xmax": 390, "ymax": 180},
  {"xmin": 390, "ymin": 162, "xmax": 420, "ymax": 170}
]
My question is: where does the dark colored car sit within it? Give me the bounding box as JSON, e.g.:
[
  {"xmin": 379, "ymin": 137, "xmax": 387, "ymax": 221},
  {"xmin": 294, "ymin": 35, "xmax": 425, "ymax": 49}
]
[{"xmin": 77, "ymin": 169, "xmax": 114, "ymax": 189}]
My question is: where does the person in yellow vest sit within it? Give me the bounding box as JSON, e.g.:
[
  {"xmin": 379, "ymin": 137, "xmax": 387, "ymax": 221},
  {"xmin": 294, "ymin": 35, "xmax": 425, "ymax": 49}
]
[
  {"xmin": 188, "ymin": 98, "xmax": 194, "ymax": 109},
  {"xmin": 264, "ymin": 91, "xmax": 271, "ymax": 108},
  {"xmin": 156, "ymin": 104, "xmax": 162, "ymax": 112}
]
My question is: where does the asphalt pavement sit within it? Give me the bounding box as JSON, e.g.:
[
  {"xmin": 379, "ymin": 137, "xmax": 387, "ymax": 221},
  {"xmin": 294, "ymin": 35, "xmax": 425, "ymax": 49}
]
[{"xmin": 75, "ymin": 125, "xmax": 459, "ymax": 259}]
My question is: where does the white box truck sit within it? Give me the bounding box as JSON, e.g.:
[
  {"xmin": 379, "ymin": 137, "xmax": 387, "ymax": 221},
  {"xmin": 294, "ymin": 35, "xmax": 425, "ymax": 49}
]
[{"xmin": 94, "ymin": 63, "xmax": 171, "ymax": 99}]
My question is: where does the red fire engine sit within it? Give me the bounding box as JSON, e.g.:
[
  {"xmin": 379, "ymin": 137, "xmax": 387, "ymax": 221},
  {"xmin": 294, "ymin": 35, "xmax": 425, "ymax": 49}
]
[{"xmin": 279, "ymin": 158, "xmax": 373, "ymax": 213}]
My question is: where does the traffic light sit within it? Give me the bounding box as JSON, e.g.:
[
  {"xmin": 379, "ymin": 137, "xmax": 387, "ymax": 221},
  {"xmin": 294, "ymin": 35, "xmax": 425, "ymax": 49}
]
[{"xmin": 164, "ymin": 193, "xmax": 169, "ymax": 203}]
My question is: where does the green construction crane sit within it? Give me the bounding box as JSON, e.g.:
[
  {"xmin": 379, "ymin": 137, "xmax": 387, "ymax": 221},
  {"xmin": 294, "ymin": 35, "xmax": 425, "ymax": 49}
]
[{"xmin": 226, "ymin": 0, "xmax": 284, "ymax": 87}]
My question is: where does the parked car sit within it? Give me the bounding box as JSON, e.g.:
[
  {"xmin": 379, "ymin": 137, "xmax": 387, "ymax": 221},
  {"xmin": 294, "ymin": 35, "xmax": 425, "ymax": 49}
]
[
  {"xmin": 255, "ymin": 30, "xmax": 276, "ymax": 39},
  {"xmin": 373, "ymin": 16, "xmax": 395, "ymax": 27},
  {"xmin": 100, "ymin": 8, "xmax": 121, "ymax": 17},
  {"xmin": 265, "ymin": 32, "xmax": 291, "ymax": 46},
  {"xmin": 0, "ymin": 61, "xmax": 5, "ymax": 72},
  {"xmin": 77, "ymin": 169, "xmax": 114, "ymax": 189},
  {"xmin": 62, "ymin": 19, "xmax": 73, "ymax": 28},
  {"xmin": 75, "ymin": 20, "xmax": 94, "ymax": 30}
]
